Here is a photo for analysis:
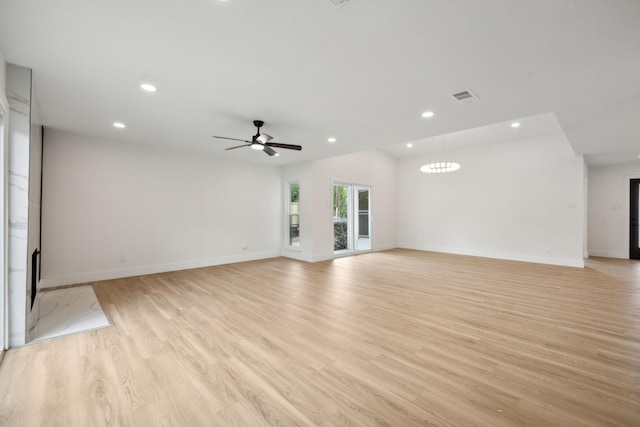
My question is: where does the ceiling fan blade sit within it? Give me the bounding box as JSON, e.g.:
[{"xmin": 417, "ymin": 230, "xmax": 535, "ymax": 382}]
[
  {"xmin": 265, "ymin": 142, "xmax": 302, "ymax": 151},
  {"xmin": 225, "ymin": 144, "xmax": 250, "ymax": 150},
  {"xmin": 263, "ymin": 146, "xmax": 277, "ymax": 156},
  {"xmin": 213, "ymin": 136, "xmax": 251, "ymax": 143}
]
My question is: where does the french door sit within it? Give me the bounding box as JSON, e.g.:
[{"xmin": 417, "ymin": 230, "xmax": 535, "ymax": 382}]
[
  {"xmin": 333, "ymin": 183, "xmax": 371, "ymax": 255},
  {"xmin": 631, "ymin": 179, "xmax": 640, "ymax": 259}
]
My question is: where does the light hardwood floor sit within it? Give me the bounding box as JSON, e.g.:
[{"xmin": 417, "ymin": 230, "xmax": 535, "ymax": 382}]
[{"xmin": 1, "ymin": 249, "xmax": 639, "ymax": 426}]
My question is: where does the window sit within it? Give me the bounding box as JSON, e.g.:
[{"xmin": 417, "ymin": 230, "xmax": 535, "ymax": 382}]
[{"xmin": 288, "ymin": 182, "xmax": 300, "ymax": 247}]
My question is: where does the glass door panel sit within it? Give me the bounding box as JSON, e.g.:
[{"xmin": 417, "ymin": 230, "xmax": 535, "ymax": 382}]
[
  {"xmin": 355, "ymin": 186, "xmax": 371, "ymax": 251},
  {"xmin": 333, "ymin": 184, "xmax": 371, "ymax": 255},
  {"xmin": 333, "ymin": 184, "xmax": 351, "ymax": 253}
]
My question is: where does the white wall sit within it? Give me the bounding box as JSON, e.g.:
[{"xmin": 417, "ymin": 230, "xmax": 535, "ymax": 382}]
[
  {"xmin": 281, "ymin": 150, "xmax": 397, "ymax": 262},
  {"xmin": 40, "ymin": 130, "xmax": 282, "ymax": 287},
  {"xmin": 0, "ymin": 48, "xmax": 6, "ymax": 102},
  {"xmin": 588, "ymin": 162, "xmax": 640, "ymax": 258},
  {"xmin": 397, "ymin": 133, "xmax": 585, "ymax": 267},
  {"xmin": 39, "ymin": 125, "xmax": 590, "ymax": 288},
  {"xmin": 310, "ymin": 149, "xmax": 397, "ymax": 261}
]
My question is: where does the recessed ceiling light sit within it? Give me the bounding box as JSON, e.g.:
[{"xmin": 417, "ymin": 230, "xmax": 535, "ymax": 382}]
[
  {"xmin": 328, "ymin": 137, "xmax": 337, "ymax": 143},
  {"xmin": 275, "ymin": 153, "xmax": 280, "ymax": 157},
  {"xmin": 421, "ymin": 111, "xmax": 435, "ymax": 118},
  {"xmin": 406, "ymin": 143, "xmax": 413, "ymax": 148},
  {"xmin": 140, "ymin": 83, "xmax": 157, "ymax": 92},
  {"xmin": 113, "ymin": 122, "xmax": 126, "ymax": 129},
  {"xmin": 511, "ymin": 122, "xmax": 521, "ymax": 128}
]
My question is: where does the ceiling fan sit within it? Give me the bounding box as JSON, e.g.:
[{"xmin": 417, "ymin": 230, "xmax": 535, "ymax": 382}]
[{"xmin": 213, "ymin": 120, "xmax": 302, "ymax": 157}]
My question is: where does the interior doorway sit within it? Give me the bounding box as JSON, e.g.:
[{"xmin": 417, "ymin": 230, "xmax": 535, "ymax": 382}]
[
  {"xmin": 333, "ymin": 183, "xmax": 371, "ymax": 255},
  {"xmin": 630, "ymin": 179, "xmax": 640, "ymax": 259}
]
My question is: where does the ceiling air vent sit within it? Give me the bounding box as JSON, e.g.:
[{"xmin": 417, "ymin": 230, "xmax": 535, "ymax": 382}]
[
  {"xmin": 452, "ymin": 89, "xmax": 479, "ymax": 103},
  {"xmin": 328, "ymin": 0, "xmax": 350, "ymax": 8}
]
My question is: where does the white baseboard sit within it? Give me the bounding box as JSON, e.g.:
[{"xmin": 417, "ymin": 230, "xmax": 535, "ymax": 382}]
[
  {"xmin": 39, "ymin": 250, "xmax": 281, "ymax": 288},
  {"xmin": 281, "ymin": 250, "xmax": 314, "ymax": 262},
  {"xmin": 374, "ymin": 243, "xmax": 397, "ymax": 251},
  {"xmin": 282, "ymin": 244, "xmax": 398, "ymax": 263},
  {"xmin": 398, "ymin": 243, "xmax": 585, "ymax": 268},
  {"xmin": 9, "ymin": 332, "xmax": 25, "ymax": 348},
  {"xmin": 587, "ymin": 250, "xmax": 627, "ymax": 259},
  {"xmin": 40, "ymin": 244, "xmax": 587, "ymax": 288},
  {"xmin": 311, "ymin": 252, "xmax": 334, "ymax": 262}
]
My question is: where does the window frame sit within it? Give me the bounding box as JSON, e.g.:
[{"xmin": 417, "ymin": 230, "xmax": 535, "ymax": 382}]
[{"xmin": 287, "ymin": 181, "xmax": 300, "ymax": 249}]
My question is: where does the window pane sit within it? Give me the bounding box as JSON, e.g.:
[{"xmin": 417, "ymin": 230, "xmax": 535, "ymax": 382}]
[{"xmin": 290, "ymin": 183, "xmax": 299, "ymax": 203}]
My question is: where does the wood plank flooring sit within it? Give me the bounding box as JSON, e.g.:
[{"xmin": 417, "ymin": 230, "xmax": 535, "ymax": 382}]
[{"xmin": 1, "ymin": 249, "xmax": 639, "ymax": 426}]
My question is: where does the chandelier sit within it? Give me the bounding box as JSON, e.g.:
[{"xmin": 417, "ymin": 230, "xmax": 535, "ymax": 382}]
[
  {"xmin": 419, "ymin": 134, "xmax": 460, "ymax": 174},
  {"xmin": 420, "ymin": 162, "xmax": 461, "ymax": 174}
]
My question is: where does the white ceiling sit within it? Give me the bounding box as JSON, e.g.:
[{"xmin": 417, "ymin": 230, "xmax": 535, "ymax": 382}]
[
  {"xmin": 383, "ymin": 112, "xmax": 565, "ymax": 159},
  {"xmin": 0, "ymin": 0, "xmax": 639, "ymax": 166}
]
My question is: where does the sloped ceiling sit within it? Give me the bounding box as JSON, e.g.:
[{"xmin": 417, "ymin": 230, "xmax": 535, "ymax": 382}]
[{"xmin": 0, "ymin": 0, "xmax": 638, "ymax": 165}]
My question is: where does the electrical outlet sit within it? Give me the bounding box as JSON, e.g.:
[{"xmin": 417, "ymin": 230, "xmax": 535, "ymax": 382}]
[
  {"xmin": 242, "ymin": 244, "xmax": 248, "ymax": 250},
  {"xmin": 544, "ymin": 245, "xmax": 551, "ymax": 252},
  {"xmin": 120, "ymin": 255, "xmax": 127, "ymax": 262}
]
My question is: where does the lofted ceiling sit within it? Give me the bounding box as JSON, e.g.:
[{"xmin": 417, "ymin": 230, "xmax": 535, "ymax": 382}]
[
  {"xmin": 383, "ymin": 112, "xmax": 566, "ymax": 159},
  {"xmin": 0, "ymin": 0, "xmax": 639, "ymax": 166}
]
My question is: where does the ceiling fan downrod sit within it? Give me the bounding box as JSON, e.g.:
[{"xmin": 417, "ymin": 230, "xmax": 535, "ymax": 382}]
[{"xmin": 253, "ymin": 120, "xmax": 264, "ymax": 136}]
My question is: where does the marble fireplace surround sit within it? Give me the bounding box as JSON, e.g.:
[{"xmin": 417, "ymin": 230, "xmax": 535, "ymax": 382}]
[
  {"xmin": 7, "ymin": 63, "xmax": 37, "ymax": 346},
  {"xmin": 31, "ymin": 285, "xmax": 111, "ymax": 343},
  {"xmin": 7, "ymin": 63, "xmax": 111, "ymax": 346}
]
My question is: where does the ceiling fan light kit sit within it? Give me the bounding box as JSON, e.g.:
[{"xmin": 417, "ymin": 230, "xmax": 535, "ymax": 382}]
[
  {"xmin": 257, "ymin": 133, "xmax": 273, "ymax": 144},
  {"xmin": 213, "ymin": 120, "xmax": 302, "ymax": 157}
]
